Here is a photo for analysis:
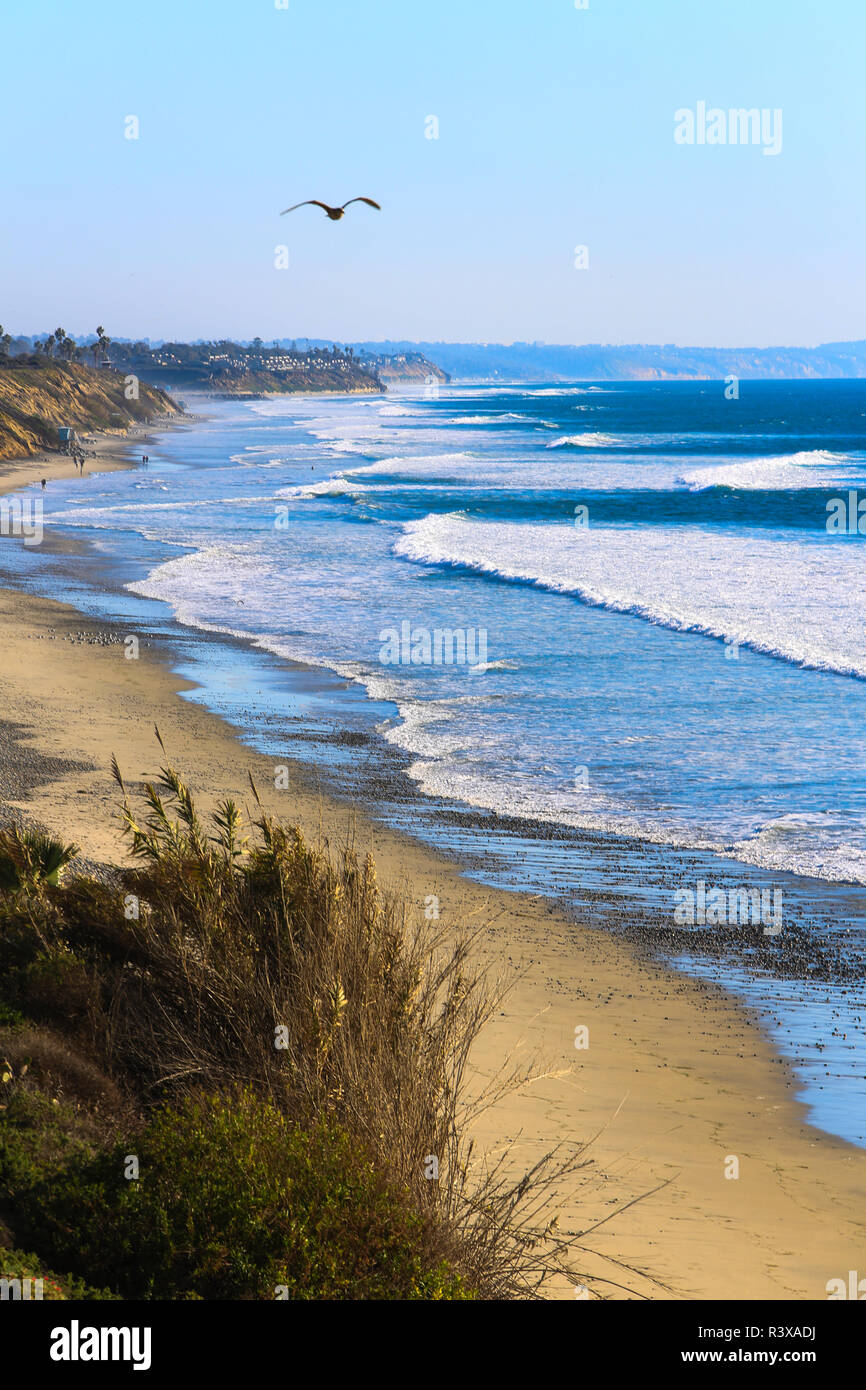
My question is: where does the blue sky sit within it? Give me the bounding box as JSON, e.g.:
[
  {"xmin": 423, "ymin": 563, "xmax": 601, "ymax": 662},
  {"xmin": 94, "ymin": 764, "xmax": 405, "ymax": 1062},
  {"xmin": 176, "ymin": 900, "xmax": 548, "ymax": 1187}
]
[{"xmin": 2, "ymin": 0, "xmax": 863, "ymax": 345}]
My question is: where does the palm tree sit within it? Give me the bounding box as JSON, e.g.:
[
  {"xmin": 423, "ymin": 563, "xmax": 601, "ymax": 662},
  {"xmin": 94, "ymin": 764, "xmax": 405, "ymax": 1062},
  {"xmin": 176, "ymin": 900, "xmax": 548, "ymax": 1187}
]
[
  {"xmin": 95, "ymin": 326, "xmax": 111, "ymax": 366},
  {"xmin": 0, "ymin": 826, "xmax": 80, "ymax": 890}
]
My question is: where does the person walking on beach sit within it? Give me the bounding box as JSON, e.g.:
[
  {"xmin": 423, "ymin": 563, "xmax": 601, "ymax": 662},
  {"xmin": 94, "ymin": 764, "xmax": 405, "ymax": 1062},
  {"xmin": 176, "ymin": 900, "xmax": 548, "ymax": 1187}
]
[{"xmin": 41, "ymin": 478, "xmax": 46, "ymax": 490}]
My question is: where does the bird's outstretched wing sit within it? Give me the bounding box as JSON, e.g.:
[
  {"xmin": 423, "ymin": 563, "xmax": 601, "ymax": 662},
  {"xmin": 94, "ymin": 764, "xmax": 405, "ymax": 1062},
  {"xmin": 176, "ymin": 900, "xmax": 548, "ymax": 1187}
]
[
  {"xmin": 280, "ymin": 200, "xmax": 332, "ymax": 215},
  {"xmin": 341, "ymin": 197, "xmax": 382, "ymax": 210}
]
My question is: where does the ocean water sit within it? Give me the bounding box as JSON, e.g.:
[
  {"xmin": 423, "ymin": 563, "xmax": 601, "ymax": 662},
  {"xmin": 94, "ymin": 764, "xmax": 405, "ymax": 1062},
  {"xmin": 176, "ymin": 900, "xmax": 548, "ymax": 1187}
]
[{"xmin": 9, "ymin": 379, "xmax": 866, "ymax": 1145}]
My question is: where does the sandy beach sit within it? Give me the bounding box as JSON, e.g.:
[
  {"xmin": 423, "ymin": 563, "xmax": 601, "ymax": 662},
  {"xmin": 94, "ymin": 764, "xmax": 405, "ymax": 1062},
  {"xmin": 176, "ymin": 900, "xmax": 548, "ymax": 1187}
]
[
  {"xmin": 0, "ymin": 424, "xmax": 168, "ymax": 494},
  {"xmin": 0, "ymin": 436, "xmax": 863, "ymax": 1300}
]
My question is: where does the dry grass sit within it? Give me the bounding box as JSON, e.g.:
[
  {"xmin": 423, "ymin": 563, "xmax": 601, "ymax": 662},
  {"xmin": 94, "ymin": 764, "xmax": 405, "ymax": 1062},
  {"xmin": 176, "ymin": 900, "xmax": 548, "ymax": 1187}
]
[{"xmin": 1, "ymin": 730, "xmax": 665, "ymax": 1298}]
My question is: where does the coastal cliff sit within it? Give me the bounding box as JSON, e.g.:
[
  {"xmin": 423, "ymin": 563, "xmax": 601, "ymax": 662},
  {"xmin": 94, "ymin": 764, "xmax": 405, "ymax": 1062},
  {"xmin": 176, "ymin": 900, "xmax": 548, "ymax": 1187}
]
[
  {"xmin": 0, "ymin": 359, "xmax": 181, "ymax": 460},
  {"xmin": 359, "ymin": 351, "xmax": 450, "ymax": 386}
]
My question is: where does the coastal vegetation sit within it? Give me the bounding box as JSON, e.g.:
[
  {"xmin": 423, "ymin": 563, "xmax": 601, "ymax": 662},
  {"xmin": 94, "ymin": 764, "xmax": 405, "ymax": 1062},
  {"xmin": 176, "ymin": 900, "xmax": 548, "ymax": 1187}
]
[
  {"xmin": 75, "ymin": 337, "xmax": 383, "ymax": 396},
  {"xmin": 1, "ymin": 329, "xmax": 453, "ymax": 400},
  {"xmin": 0, "ymin": 745, "xmax": 590, "ymax": 1300}
]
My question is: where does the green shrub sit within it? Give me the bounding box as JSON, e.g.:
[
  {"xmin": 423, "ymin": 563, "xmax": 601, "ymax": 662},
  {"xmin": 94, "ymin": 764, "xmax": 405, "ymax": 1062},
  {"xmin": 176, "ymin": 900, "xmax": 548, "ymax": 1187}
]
[
  {"xmin": 11, "ymin": 1089, "xmax": 474, "ymax": 1301},
  {"xmin": 0, "ymin": 1246, "xmax": 118, "ymax": 1300},
  {"xmin": 17, "ymin": 947, "xmax": 91, "ymax": 1023},
  {"xmin": 0, "ymin": 1088, "xmax": 96, "ymax": 1201},
  {"xmin": 0, "ymin": 1002, "xmax": 27, "ymax": 1032}
]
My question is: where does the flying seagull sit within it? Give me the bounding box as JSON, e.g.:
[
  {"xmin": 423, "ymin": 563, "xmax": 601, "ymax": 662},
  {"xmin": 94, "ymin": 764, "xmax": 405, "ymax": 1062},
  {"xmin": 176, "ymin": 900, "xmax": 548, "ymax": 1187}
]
[{"xmin": 280, "ymin": 197, "xmax": 381, "ymax": 220}]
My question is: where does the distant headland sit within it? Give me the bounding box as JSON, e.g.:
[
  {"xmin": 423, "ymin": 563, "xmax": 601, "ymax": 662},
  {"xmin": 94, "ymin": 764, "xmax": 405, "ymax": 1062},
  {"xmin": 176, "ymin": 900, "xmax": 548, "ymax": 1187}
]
[
  {"xmin": 0, "ymin": 328, "xmax": 451, "ymax": 458},
  {"xmin": 345, "ymin": 337, "xmax": 866, "ymax": 383}
]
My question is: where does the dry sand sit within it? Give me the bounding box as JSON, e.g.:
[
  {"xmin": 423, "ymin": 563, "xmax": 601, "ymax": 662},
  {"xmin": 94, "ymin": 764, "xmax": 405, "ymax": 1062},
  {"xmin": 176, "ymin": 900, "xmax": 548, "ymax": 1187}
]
[
  {"xmin": 0, "ymin": 428, "xmax": 153, "ymax": 494},
  {"xmin": 0, "ymin": 443, "xmax": 863, "ymax": 1301}
]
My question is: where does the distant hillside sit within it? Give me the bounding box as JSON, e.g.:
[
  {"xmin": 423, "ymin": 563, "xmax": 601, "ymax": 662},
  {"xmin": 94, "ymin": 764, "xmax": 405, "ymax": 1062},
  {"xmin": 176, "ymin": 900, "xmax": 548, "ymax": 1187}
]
[
  {"xmin": 348, "ymin": 339, "xmax": 866, "ymax": 383},
  {"xmin": 0, "ymin": 359, "xmax": 181, "ymax": 460},
  {"xmin": 358, "ymin": 351, "xmax": 450, "ymax": 386},
  {"xmin": 108, "ymin": 341, "xmax": 382, "ymax": 396}
]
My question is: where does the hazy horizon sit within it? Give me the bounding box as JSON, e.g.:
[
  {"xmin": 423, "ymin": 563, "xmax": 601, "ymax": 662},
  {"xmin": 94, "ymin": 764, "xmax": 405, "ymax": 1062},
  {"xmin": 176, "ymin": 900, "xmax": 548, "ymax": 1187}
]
[{"xmin": 9, "ymin": 332, "xmax": 866, "ymax": 354}]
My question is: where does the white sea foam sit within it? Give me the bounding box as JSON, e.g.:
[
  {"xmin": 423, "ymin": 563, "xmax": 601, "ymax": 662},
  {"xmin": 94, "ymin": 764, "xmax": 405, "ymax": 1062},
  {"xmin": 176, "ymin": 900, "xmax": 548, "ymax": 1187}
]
[
  {"xmin": 546, "ymin": 432, "xmax": 620, "ymax": 448},
  {"xmin": 523, "ymin": 386, "xmax": 609, "ymax": 396},
  {"xmin": 377, "ymin": 736, "xmax": 697, "ymax": 847},
  {"xmin": 284, "ymin": 451, "xmax": 714, "ymax": 495},
  {"xmin": 393, "ymin": 513, "xmax": 866, "ymax": 678},
  {"xmin": 450, "ymin": 414, "xmax": 508, "ymax": 425},
  {"xmin": 341, "ymin": 452, "xmax": 479, "ymax": 478},
  {"xmin": 278, "ymin": 477, "xmax": 370, "ymax": 499},
  {"xmin": 50, "ymin": 496, "xmax": 265, "ymax": 521},
  {"xmin": 465, "ymin": 659, "xmax": 519, "ymax": 673},
  {"xmin": 678, "ymin": 450, "xmax": 855, "ymax": 491},
  {"xmin": 445, "ymin": 412, "xmax": 533, "ymax": 425},
  {"xmin": 727, "ymin": 812, "xmax": 866, "ymax": 883}
]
